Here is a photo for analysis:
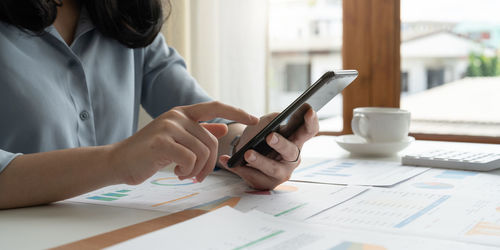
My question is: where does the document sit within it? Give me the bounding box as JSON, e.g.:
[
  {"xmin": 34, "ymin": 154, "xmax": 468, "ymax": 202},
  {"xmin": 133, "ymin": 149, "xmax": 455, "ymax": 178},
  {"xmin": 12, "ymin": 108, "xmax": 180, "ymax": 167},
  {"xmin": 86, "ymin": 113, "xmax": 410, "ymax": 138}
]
[
  {"xmin": 65, "ymin": 172, "xmax": 245, "ymax": 214},
  {"xmin": 197, "ymin": 181, "xmax": 367, "ymax": 220},
  {"xmin": 308, "ymin": 187, "xmax": 500, "ymax": 247},
  {"xmin": 106, "ymin": 206, "xmax": 496, "ymax": 250},
  {"xmin": 65, "ymin": 172, "xmax": 366, "ymax": 220},
  {"xmin": 292, "ymin": 159, "xmax": 429, "ymax": 186}
]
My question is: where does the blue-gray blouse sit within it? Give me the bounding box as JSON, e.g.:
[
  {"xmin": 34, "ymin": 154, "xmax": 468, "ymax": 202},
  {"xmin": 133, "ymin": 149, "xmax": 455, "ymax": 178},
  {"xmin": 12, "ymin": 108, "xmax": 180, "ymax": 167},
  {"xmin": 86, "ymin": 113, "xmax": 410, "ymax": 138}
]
[{"xmin": 0, "ymin": 13, "xmax": 215, "ymax": 173}]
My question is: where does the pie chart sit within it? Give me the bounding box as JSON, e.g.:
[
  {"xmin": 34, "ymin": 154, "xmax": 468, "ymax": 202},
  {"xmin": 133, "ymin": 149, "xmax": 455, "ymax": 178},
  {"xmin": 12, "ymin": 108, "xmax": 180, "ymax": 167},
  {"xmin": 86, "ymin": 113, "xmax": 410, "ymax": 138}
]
[{"xmin": 151, "ymin": 177, "xmax": 197, "ymax": 186}]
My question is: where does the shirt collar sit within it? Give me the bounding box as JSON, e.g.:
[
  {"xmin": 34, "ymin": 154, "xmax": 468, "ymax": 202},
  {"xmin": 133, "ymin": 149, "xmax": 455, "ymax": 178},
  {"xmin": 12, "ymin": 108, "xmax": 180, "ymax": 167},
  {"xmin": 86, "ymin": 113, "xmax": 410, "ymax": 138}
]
[
  {"xmin": 74, "ymin": 7, "xmax": 95, "ymax": 39},
  {"xmin": 45, "ymin": 7, "xmax": 96, "ymax": 47}
]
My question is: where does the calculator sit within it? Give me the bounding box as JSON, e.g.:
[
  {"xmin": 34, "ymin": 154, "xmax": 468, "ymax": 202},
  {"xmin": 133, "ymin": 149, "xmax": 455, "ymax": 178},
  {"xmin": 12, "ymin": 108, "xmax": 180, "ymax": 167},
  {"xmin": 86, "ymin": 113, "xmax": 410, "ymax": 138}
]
[{"xmin": 401, "ymin": 150, "xmax": 500, "ymax": 171}]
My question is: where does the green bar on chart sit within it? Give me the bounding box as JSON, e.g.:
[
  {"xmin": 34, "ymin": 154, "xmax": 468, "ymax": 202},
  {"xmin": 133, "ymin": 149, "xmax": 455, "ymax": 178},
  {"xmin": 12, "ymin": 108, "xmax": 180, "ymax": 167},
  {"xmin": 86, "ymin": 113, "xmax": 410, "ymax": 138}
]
[
  {"xmin": 87, "ymin": 196, "xmax": 117, "ymax": 201},
  {"xmin": 116, "ymin": 189, "xmax": 132, "ymax": 193},
  {"xmin": 103, "ymin": 193, "xmax": 128, "ymax": 197}
]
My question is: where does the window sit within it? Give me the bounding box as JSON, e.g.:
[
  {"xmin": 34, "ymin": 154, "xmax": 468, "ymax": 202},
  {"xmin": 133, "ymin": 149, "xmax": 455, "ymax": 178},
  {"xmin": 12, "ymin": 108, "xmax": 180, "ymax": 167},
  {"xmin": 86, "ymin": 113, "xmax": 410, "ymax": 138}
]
[
  {"xmin": 268, "ymin": 0, "xmax": 343, "ymax": 131},
  {"xmin": 401, "ymin": 72, "xmax": 409, "ymax": 93},
  {"xmin": 400, "ymin": 0, "xmax": 500, "ymax": 141},
  {"xmin": 426, "ymin": 68, "xmax": 445, "ymax": 89},
  {"xmin": 336, "ymin": 0, "xmax": 500, "ymax": 143}
]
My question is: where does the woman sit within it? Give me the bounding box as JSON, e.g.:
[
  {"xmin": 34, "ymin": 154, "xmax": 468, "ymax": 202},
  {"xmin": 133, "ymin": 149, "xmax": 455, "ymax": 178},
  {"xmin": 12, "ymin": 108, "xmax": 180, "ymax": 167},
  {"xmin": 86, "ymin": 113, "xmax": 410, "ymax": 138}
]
[{"xmin": 0, "ymin": 0, "xmax": 319, "ymax": 209}]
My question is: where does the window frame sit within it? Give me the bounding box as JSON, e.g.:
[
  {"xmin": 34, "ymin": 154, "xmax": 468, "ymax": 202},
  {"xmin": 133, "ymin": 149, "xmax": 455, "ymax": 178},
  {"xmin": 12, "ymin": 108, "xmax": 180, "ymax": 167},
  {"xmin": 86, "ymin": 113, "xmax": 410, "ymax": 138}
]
[{"xmin": 318, "ymin": 0, "xmax": 500, "ymax": 144}]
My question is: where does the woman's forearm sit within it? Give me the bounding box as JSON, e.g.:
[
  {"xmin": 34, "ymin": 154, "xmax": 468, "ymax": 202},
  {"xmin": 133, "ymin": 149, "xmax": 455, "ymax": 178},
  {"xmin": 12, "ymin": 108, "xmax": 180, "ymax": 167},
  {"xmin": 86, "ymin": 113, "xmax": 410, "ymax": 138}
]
[
  {"xmin": 0, "ymin": 145, "xmax": 118, "ymax": 209},
  {"xmin": 0, "ymin": 103, "xmax": 258, "ymax": 210}
]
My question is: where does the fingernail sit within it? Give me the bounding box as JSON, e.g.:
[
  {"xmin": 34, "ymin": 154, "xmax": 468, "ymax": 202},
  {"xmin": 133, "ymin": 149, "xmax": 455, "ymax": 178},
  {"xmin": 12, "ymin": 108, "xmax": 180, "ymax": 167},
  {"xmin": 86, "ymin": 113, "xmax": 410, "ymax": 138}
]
[
  {"xmin": 219, "ymin": 156, "xmax": 226, "ymax": 164},
  {"xmin": 248, "ymin": 152, "xmax": 256, "ymax": 162},
  {"xmin": 270, "ymin": 134, "xmax": 278, "ymax": 145}
]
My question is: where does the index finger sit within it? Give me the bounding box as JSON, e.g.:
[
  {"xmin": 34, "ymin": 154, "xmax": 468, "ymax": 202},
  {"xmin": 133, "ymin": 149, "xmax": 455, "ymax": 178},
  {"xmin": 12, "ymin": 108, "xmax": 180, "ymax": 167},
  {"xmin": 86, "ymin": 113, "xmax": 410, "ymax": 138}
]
[{"xmin": 181, "ymin": 101, "xmax": 259, "ymax": 125}]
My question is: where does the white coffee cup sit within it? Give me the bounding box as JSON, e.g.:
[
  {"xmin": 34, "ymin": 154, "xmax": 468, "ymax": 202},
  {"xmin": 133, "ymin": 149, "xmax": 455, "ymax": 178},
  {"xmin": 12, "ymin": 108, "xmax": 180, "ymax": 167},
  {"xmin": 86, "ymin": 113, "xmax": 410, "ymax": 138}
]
[{"xmin": 351, "ymin": 107, "xmax": 411, "ymax": 142}]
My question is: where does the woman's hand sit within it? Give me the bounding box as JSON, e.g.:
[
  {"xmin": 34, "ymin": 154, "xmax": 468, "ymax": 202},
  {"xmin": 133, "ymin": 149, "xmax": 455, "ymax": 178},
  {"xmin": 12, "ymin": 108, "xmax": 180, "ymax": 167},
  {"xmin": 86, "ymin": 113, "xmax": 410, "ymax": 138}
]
[
  {"xmin": 218, "ymin": 108, "xmax": 319, "ymax": 190},
  {"xmin": 109, "ymin": 101, "xmax": 259, "ymax": 185}
]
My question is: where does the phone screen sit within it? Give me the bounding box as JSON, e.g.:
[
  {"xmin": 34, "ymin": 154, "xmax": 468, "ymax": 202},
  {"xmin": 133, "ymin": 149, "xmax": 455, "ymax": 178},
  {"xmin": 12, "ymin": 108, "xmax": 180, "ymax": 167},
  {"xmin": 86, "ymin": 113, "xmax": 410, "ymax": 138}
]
[{"xmin": 227, "ymin": 70, "xmax": 358, "ymax": 168}]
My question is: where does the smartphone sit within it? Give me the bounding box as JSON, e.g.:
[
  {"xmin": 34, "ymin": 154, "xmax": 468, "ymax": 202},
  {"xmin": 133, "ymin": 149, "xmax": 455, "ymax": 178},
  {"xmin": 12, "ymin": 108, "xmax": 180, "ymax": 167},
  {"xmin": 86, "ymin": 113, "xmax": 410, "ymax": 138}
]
[{"xmin": 227, "ymin": 69, "xmax": 358, "ymax": 168}]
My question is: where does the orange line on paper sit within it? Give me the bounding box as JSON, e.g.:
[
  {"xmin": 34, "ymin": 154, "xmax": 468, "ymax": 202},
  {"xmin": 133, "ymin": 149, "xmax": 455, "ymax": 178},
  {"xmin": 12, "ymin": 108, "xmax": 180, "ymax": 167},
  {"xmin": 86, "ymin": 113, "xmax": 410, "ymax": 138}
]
[{"xmin": 151, "ymin": 193, "xmax": 199, "ymax": 208}]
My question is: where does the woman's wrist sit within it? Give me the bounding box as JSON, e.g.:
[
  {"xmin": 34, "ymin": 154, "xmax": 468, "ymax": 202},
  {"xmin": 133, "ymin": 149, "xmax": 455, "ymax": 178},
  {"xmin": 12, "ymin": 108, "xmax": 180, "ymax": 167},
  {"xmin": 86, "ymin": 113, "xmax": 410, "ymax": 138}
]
[{"xmin": 105, "ymin": 142, "xmax": 126, "ymax": 185}]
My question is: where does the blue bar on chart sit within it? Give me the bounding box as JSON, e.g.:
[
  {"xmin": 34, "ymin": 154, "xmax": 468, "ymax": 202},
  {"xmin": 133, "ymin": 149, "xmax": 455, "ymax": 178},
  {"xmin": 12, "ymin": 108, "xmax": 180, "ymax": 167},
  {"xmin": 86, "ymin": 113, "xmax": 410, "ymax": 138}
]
[{"xmin": 435, "ymin": 170, "xmax": 477, "ymax": 180}]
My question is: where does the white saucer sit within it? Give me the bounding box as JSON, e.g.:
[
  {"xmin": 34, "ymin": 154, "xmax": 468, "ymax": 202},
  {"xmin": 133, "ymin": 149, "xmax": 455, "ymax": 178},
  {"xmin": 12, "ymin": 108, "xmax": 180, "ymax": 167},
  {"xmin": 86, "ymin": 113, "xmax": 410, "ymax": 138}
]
[{"xmin": 335, "ymin": 134, "xmax": 415, "ymax": 156}]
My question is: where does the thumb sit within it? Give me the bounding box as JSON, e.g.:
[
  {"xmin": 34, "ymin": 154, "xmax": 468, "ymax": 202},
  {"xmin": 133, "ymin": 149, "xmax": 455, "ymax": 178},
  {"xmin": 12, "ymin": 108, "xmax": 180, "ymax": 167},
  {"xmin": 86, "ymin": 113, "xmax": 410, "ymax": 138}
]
[{"xmin": 201, "ymin": 123, "xmax": 228, "ymax": 139}]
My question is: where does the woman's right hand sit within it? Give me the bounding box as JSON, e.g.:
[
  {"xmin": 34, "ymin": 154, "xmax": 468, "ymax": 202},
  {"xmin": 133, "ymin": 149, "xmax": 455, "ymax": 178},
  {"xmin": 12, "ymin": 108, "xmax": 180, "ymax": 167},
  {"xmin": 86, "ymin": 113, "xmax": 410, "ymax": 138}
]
[{"xmin": 108, "ymin": 101, "xmax": 259, "ymax": 185}]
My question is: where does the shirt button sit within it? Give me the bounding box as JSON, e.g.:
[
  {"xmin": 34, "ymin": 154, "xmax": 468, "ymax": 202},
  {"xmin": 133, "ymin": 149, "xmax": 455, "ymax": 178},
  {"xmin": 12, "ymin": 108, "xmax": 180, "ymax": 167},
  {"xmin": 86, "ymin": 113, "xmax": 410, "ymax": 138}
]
[{"xmin": 79, "ymin": 111, "xmax": 90, "ymax": 121}]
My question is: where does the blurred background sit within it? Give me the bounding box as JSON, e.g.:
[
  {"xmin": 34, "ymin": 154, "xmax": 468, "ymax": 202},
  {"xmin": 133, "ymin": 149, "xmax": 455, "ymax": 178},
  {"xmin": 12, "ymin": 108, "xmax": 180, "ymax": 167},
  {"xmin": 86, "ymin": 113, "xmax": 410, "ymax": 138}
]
[{"xmin": 139, "ymin": 0, "xmax": 500, "ymax": 141}]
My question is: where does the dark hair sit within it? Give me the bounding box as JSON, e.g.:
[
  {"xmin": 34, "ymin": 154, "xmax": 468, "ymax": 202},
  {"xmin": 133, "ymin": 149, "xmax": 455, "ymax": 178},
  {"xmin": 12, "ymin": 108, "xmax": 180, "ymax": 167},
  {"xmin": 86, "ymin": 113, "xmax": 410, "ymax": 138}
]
[{"xmin": 0, "ymin": 0, "xmax": 170, "ymax": 48}]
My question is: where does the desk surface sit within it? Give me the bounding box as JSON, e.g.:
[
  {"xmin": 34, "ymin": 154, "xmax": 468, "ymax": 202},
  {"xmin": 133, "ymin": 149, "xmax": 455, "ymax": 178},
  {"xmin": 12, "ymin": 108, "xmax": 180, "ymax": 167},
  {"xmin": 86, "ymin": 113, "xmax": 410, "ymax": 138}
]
[{"xmin": 1, "ymin": 136, "xmax": 499, "ymax": 250}]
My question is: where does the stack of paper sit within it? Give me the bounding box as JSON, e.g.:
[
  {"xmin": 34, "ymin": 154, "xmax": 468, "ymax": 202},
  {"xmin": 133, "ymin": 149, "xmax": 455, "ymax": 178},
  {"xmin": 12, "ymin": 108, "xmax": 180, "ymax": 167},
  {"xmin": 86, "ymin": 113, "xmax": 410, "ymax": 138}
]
[
  {"xmin": 66, "ymin": 172, "xmax": 367, "ymax": 220},
  {"xmin": 64, "ymin": 157, "xmax": 500, "ymax": 248}
]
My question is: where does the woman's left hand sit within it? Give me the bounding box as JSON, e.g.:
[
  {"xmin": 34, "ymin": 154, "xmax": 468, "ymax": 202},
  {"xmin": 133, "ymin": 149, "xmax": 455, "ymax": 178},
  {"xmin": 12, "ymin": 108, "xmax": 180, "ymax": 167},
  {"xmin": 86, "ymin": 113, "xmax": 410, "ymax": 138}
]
[{"xmin": 218, "ymin": 108, "xmax": 319, "ymax": 190}]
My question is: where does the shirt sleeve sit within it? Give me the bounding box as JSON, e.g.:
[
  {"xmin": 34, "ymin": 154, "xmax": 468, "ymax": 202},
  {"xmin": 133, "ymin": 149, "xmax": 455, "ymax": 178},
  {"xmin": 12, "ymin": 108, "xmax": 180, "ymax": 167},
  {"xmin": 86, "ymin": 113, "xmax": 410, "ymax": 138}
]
[
  {"xmin": 141, "ymin": 34, "xmax": 229, "ymax": 124},
  {"xmin": 0, "ymin": 149, "xmax": 21, "ymax": 174}
]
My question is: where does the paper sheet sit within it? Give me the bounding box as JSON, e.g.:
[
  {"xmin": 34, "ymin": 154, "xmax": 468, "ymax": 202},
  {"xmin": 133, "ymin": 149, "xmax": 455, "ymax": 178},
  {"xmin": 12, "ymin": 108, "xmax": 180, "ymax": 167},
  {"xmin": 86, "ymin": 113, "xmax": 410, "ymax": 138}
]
[
  {"xmin": 200, "ymin": 181, "xmax": 367, "ymax": 220},
  {"xmin": 394, "ymin": 168, "xmax": 500, "ymax": 195},
  {"xmin": 308, "ymin": 187, "xmax": 500, "ymax": 247},
  {"xmin": 65, "ymin": 172, "xmax": 366, "ymax": 220},
  {"xmin": 106, "ymin": 206, "xmax": 496, "ymax": 250},
  {"xmin": 65, "ymin": 172, "xmax": 243, "ymax": 214},
  {"xmin": 291, "ymin": 159, "xmax": 429, "ymax": 186}
]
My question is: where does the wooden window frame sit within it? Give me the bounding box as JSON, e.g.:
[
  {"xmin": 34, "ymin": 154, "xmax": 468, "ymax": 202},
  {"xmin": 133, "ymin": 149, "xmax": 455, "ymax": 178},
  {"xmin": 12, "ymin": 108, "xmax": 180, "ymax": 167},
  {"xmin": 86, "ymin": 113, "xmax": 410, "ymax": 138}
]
[{"xmin": 319, "ymin": 0, "xmax": 500, "ymax": 144}]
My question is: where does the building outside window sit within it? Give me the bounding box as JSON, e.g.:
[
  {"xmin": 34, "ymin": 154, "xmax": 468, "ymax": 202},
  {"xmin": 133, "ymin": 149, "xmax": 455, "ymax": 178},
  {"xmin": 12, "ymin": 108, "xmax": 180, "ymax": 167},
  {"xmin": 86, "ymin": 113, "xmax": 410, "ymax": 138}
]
[{"xmin": 400, "ymin": 0, "xmax": 500, "ymax": 137}]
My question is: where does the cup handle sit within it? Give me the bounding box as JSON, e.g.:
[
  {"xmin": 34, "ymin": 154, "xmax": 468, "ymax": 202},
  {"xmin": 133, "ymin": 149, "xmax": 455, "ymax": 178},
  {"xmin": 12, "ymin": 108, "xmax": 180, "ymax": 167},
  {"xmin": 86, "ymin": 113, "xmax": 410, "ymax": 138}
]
[{"xmin": 351, "ymin": 113, "xmax": 368, "ymax": 138}]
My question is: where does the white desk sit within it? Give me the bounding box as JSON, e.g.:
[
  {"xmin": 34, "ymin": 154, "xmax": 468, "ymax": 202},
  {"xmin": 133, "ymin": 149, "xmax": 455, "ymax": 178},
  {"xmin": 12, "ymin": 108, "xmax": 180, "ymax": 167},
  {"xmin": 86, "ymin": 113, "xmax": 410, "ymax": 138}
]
[{"xmin": 1, "ymin": 136, "xmax": 499, "ymax": 249}]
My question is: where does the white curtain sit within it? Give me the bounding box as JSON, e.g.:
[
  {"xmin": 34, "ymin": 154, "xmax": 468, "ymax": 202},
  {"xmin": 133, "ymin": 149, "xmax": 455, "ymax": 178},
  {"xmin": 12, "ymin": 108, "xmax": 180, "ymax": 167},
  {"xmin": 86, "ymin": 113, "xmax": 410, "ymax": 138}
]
[
  {"xmin": 190, "ymin": 0, "xmax": 268, "ymax": 116},
  {"xmin": 139, "ymin": 0, "xmax": 268, "ymax": 129},
  {"xmin": 138, "ymin": 0, "xmax": 193, "ymax": 128}
]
